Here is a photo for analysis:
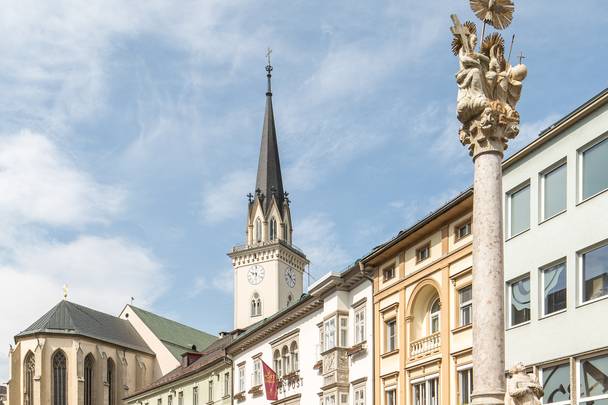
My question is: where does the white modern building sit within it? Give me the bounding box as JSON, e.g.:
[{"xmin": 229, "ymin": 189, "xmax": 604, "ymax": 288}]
[{"xmin": 503, "ymin": 88, "xmax": 608, "ymax": 405}]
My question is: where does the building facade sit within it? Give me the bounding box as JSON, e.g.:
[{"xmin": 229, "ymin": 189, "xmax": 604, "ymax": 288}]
[
  {"xmin": 502, "ymin": 89, "xmax": 608, "ymax": 405},
  {"xmin": 364, "ymin": 191, "xmax": 474, "ymax": 405}
]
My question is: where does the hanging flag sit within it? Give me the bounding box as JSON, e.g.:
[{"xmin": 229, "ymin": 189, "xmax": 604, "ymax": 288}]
[{"xmin": 262, "ymin": 360, "xmax": 278, "ymax": 400}]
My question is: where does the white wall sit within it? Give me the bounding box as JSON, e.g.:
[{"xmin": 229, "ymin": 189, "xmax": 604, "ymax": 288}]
[{"xmin": 503, "ymin": 103, "xmax": 608, "ymax": 367}]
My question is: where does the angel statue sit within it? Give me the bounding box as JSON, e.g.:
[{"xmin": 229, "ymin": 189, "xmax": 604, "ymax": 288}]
[
  {"xmin": 450, "ymin": 0, "xmax": 527, "ymax": 157},
  {"xmin": 505, "ymin": 363, "xmax": 544, "ymax": 405}
]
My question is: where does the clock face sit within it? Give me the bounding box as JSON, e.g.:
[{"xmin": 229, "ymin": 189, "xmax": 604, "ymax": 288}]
[
  {"xmin": 247, "ymin": 264, "xmax": 265, "ymax": 285},
  {"xmin": 284, "ymin": 267, "xmax": 296, "ymax": 288}
]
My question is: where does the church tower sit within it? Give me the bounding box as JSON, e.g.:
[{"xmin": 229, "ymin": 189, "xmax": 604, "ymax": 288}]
[{"xmin": 229, "ymin": 57, "xmax": 309, "ymax": 330}]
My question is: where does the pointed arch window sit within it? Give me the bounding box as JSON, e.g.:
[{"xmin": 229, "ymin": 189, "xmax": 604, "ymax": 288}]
[
  {"xmin": 24, "ymin": 352, "xmax": 35, "ymax": 405},
  {"xmin": 269, "ymin": 218, "xmax": 277, "ymax": 241},
  {"xmin": 251, "ymin": 293, "xmax": 262, "ymax": 317},
  {"xmin": 107, "ymin": 358, "xmax": 115, "ymax": 405},
  {"xmin": 430, "ymin": 298, "xmax": 441, "ymax": 334},
  {"xmin": 84, "ymin": 354, "xmax": 94, "ymax": 405},
  {"xmin": 255, "ymin": 218, "xmax": 262, "ymax": 242},
  {"xmin": 52, "ymin": 350, "xmax": 67, "ymax": 405}
]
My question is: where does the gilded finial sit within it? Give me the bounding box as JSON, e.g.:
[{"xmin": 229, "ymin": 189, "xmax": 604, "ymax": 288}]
[
  {"xmin": 265, "ymin": 48, "xmax": 273, "ymax": 95},
  {"xmin": 63, "ymin": 284, "xmax": 68, "ymax": 300}
]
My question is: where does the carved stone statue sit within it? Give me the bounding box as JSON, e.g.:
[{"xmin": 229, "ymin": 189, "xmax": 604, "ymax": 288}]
[
  {"xmin": 505, "ymin": 363, "xmax": 544, "ymax": 405},
  {"xmin": 450, "ymin": 14, "xmax": 527, "ymax": 157}
]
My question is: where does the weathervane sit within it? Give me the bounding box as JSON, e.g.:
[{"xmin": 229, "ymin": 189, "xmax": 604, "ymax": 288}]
[{"xmin": 266, "ymin": 47, "xmax": 273, "ymax": 73}]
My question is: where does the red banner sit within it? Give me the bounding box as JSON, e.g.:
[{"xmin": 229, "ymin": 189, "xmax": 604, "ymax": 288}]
[{"xmin": 262, "ymin": 360, "xmax": 278, "ymax": 400}]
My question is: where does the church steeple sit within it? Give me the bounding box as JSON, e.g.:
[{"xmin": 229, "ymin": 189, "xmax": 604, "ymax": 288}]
[{"xmin": 255, "ymin": 50, "xmax": 285, "ymax": 213}]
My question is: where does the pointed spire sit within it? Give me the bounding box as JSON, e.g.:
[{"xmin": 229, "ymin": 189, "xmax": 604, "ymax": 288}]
[{"xmin": 255, "ymin": 49, "xmax": 285, "ymax": 214}]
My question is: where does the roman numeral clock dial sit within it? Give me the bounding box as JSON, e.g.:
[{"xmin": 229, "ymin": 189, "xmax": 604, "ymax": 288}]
[
  {"xmin": 247, "ymin": 264, "xmax": 265, "ymax": 285},
  {"xmin": 284, "ymin": 267, "xmax": 296, "ymax": 288}
]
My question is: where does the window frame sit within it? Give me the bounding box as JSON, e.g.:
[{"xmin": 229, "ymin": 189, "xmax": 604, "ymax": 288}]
[
  {"xmin": 385, "ymin": 318, "xmax": 397, "ymax": 353},
  {"xmin": 454, "ymin": 219, "xmax": 472, "ymax": 242},
  {"xmin": 539, "ymin": 259, "xmax": 568, "ymax": 318},
  {"xmin": 323, "ymin": 317, "xmax": 337, "ymax": 352},
  {"xmin": 539, "ymin": 362, "xmax": 570, "ymax": 405},
  {"xmin": 506, "ymin": 181, "xmax": 531, "ymax": 239},
  {"xmin": 507, "ymin": 273, "xmax": 531, "ymax": 328},
  {"xmin": 539, "ymin": 159, "xmax": 567, "ymax": 223},
  {"xmin": 457, "ymin": 366, "xmax": 473, "ymax": 405},
  {"xmin": 382, "ymin": 266, "xmax": 396, "ymax": 282},
  {"xmin": 411, "ymin": 374, "xmax": 440, "ymax": 405},
  {"xmin": 385, "ymin": 388, "xmax": 397, "ymax": 405},
  {"xmin": 458, "ymin": 285, "xmax": 473, "ymax": 327},
  {"xmin": 578, "ymin": 133, "xmax": 608, "ymax": 203},
  {"xmin": 252, "ymin": 359, "xmax": 262, "ymax": 386},
  {"xmin": 353, "ymin": 384, "xmax": 366, "ymax": 405},
  {"xmin": 354, "ymin": 305, "xmax": 366, "ymax": 344},
  {"xmin": 578, "ymin": 240, "xmax": 608, "ymax": 306},
  {"xmin": 416, "ymin": 242, "xmax": 431, "ymax": 264},
  {"xmin": 238, "ymin": 365, "xmax": 245, "ymax": 393},
  {"xmin": 577, "ymin": 352, "xmax": 608, "ymax": 404}
]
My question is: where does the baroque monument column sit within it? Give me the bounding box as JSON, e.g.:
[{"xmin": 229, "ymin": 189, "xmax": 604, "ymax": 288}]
[{"xmin": 449, "ymin": 1, "xmax": 529, "ymax": 404}]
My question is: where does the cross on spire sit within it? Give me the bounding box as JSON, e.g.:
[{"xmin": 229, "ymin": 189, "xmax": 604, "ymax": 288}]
[
  {"xmin": 63, "ymin": 284, "xmax": 68, "ymax": 300},
  {"xmin": 518, "ymin": 51, "xmax": 526, "ymax": 65}
]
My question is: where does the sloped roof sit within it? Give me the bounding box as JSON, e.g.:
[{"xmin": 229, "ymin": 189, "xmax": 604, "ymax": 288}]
[
  {"xmin": 129, "ymin": 305, "xmax": 217, "ymax": 360},
  {"xmin": 126, "ymin": 334, "xmax": 233, "ymax": 400},
  {"xmin": 16, "ymin": 300, "xmax": 153, "ymax": 354}
]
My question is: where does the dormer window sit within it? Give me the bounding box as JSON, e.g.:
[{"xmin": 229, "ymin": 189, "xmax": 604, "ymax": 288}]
[
  {"xmin": 269, "ymin": 218, "xmax": 277, "ymax": 241},
  {"xmin": 255, "ymin": 218, "xmax": 262, "ymax": 242}
]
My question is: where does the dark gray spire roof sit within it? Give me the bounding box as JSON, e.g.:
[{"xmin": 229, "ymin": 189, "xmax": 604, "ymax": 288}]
[
  {"xmin": 255, "ymin": 63, "xmax": 285, "ymax": 213},
  {"xmin": 15, "ymin": 300, "xmax": 153, "ymax": 354}
]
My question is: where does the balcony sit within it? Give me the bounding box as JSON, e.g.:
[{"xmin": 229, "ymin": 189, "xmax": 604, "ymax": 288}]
[{"xmin": 409, "ymin": 332, "xmax": 441, "ymax": 359}]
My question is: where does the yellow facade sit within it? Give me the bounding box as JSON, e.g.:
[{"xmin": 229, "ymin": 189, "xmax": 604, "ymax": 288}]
[{"xmin": 365, "ymin": 191, "xmax": 474, "ymax": 405}]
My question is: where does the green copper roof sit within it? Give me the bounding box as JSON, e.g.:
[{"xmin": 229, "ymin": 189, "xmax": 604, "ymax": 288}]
[
  {"xmin": 129, "ymin": 305, "xmax": 217, "ymax": 360},
  {"xmin": 16, "ymin": 300, "xmax": 153, "ymax": 354}
]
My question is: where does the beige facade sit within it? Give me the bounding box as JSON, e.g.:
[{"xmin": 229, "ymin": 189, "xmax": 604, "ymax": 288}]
[
  {"xmin": 8, "ymin": 335, "xmax": 154, "ymax": 405},
  {"xmin": 365, "ymin": 191, "xmax": 474, "ymax": 405}
]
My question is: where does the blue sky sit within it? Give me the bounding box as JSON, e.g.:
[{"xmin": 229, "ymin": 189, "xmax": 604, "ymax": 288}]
[{"xmin": 0, "ymin": 0, "xmax": 606, "ymax": 380}]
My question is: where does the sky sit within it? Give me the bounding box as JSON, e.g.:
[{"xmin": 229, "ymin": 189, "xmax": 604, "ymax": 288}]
[{"xmin": 0, "ymin": 0, "xmax": 607, "ymax": 381}]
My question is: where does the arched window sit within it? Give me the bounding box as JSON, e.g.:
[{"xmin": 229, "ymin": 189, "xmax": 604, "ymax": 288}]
[
  {"xmin": 290, "ymin": 342, "xmax": 299, "ymax": 372},
  {"xmin": 52, "ymin": 350, "xmax": 67, "ymax": 405},
  {"xmin": 84, "ymin": 354, "xmax": 94, "ymax": 405},
  {"xmin": 273, "ymin": 350, "xmax": 282, "ymax": 377},
  {"xmin": 430, "ymin": 298, "xmax": 441, "ymax": 334},
  {"xmin": 251, "ymin": 293, "xmax": 262, "ymax": 317},
  {"xmin": 107, "ymin": 358, "xmax": 115, "ymax": 405},
  {"xmin": 282, "ymin": 346, "xmax": 290, "ymax": 375},
  {"xmin": 255, "ymin": 218, "xmax": 262, "ymax": 242},
  {"xmin": 24, "ymin": 352, "xmax": 35, "ymax": 405},
  {"xmin": 269, "ymin": 218, "xmax": 277, "ymax": 241}
]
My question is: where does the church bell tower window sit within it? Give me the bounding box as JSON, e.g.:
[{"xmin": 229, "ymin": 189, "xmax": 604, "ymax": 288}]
[
  {"xmin": 269, "ymin": 217, "xmax": 277, "ymax": 241},
  {"xmin": 255, "ymin": 218, "xmax": 262, "ymax": 243},
  {"xmin": 251, "ymin": 293, "xmax": 262, "ymax": 317}
]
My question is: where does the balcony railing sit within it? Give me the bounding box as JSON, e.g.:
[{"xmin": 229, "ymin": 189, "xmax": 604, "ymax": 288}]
[
  {"xmin": 231, "ymin": 239, "xmax": 305, "ymax": 256},
  {"xmin": 410, "ymin": 332, "xmax": 441, "ymax": 358}
]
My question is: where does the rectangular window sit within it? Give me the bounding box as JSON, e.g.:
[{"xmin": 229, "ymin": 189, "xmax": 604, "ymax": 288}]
[
  {"xmin": 224, "ymin": 372, "xmax": 230, "ymax": 396},
  {"xmin": 458, "ymin": 369, "xmax": 473, "ymax": 405},
  {"xmin": 178, "ymin": 392, "xmax": 183, "ymax": 405},
  {"xmin": 386, "ymin": 319, "xmax": 397, "ymax": 352},
  {"xmin": 253, "ymin": 360, "xmax": 262, "ymax": 386},
  {"xmin": 339, "ymin": 316, "xmax": 348, "ymax": 347},
  {"xmin": 581, "ymin": 243, "xmax": 608, "ymax": 303},
  {"xmin": 509, "ymin": 275, "xmax": 530, "ymax": 326},
  {"xmin": 416, "ymin": 243, "xmax": 431, "ymax": 263},
  {"xmin": 355, "ymin": 306, "xmax": 366, "ymax": 344},
  {"xmin": 541, "ymin": 363, "xmax": 570, "ymax": 405},
  {"xmin": 508, "ymin": 183, "xmax": 530, "ymax": 238},
  {"xmin": 459, "ymin": 285, "xmax": 472, "ymax": 327},
  {"xmin": 413, "ymin": 377, "xmax": 439, "ymax": 405},
  {"xmin": 158, "ymin": 399, "xmax": 162, "ymax": 405},
  {"xmin": 455, "ymin": 221, "xmax": 472, "ymax": 241},
  {"xmin": 193, "ymin": 387, "xmax": 198, "ymax": 405},
  {"xmin": 325, "ymin": 394, "xmax": 336, "ymax": 405},
  {"xmin": 354, "ymin": 385, "xmax": 366, "ymax": 405},
  {"xmin": 581, "ymin": 136, "xmax": 608, "ymax": 200},
  {"xmin": 340, "ymin": 393, "xmax": 348, "ymax": 405},
  {"xmin": 238, "ymin": 366, "xmax": 245, "ymax": 393},
  {"xmin": 541, "ymin": 162, "xmax": 567, "ymax": 220},
  {"xmin": 168, "ymin": 395, "xmax": 172, "ymax": 405},
  {"xmin": 385, "ymin": 389, "xmax": 396, "ymax": 405},
  {"xmin": 541, "ymin": 262, "xmax": 567, "ymax": 315},
  {"xmin": 208, "ymin": 380, "xmax": 213, "ymax": 402},
  {"xmin": 324, "ymin": 318, "xmax": 336, "ymax": 351},
  {"xmin": 383, "ymin": 266, "xmax": 395, "ymax": 282},
  {"xmin": 579, "ymin": 353, "xmax": 608, "ymax": 403}
]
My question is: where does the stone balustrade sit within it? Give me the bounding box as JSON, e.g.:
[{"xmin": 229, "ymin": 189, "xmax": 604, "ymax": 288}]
[{"xmin": 409, "ymin": 332, "xmax": 441, "ymax": 358}]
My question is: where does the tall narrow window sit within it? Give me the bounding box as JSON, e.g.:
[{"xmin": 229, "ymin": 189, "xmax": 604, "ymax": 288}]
[
  {"xmin": 107, "ymin": 358, "xmax": 115, "ymax": 405},
  {"xmin": 339, "ymin": 316, "xmax": 348, "ymax": 347},
  {"xmin": 509, "ymin": 275, "xmax": 530, "ymax": 326},
  {"xmin": 224, "ymin": 373, "xmax": 230, "ymax": 397},
  {"xmin": 282, "ymin": 346, "xmax": 290, "ymax": 375},
  {"xmin": 208, "ymin": 379, "xmax": 213, "ymax": 402},
  {"xmin": 84, "ymin": 354, "xmax": 94, "ymax": 405},
  {"xmin": 459, "ymin": 286, "xmax": 472, "ymax": 327},
  {"xmin": 178, "ymin": 391, "xmax": 183, "ymax": 405},
  {"xmin": 541, "ymin": 262, "xmax": 567, "ymax": 315},
  {"xmin": 24, "ymin": 352, "xmax": 35, "ymax": 405},
  {"xmin": 541, "ymin": 162, "xmax": 567, "ymax": 220},
  {"xmin": 269, "ymin": 218, "xmax": 277, "ymax": 241},
  {"xmin": 430, "ymin": 298, "xmax": 440, "ymax": 334},
  {"xmin": 253, "ymin": 360, "xmax": 262, "ymax": 386},
  {"xmin": 255, "ymin": 218, "xmax": 262, "ymax": 242},
  {"xmin": 251, "ymin": 293, "xmax": 262, "ymax": 317},
  {"xmin": 354, "ymin": 385, "xmax": 366, "ymax": 405},
  {"xmin": 581, "ymin": 136, "xmax": 608, "ymax": 200},
  {"xmin": 323, "ymin": 318, "xmax": 336, "ymax": 351},
  {"xmin": 354, "ymin": 306, "xmax": 366, "ymax": 344},
  {"xmin": 581, "ymin": 243, "xmax": 608, "ymax": 303},
  {"xmin": 273, "ymin": 350, "xmax": 282, "ymax": 377},
  {"xmin": 385, "ymin": 319, "xmax": 396, "ymax": 352},
  {"xmin": 385, "ymin": 389, "xmax": 396, "ymax": 405},
  {"xmin": 541, "ymin": 363, "xmax": 570, "ymax": 405},
  {"xmin": 238, "ymin": 366, "xmax": 245, "ymax": 393},
  {"xmin": 413, "ymin": 377, "xmax": 439, "ymax": 405},
  {"xmin": 52, "ymin": 350, "xmax": 67, "ymax": 405},
  {"xmin": 290, "ymin": 342, "xmax": 299, "ymax": 372},
  {"xmin": 193, "ymin": 386, "xmax": 199, "ymax": 405},
  {"xmin": 459, "ymin": 368, "xmax": 473, "ymax": 405},
  {"xmin": 507, "ymin": 183, "xmax": 530, "ymax": 238}
]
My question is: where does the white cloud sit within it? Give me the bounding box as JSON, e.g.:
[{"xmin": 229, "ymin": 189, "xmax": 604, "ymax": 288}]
[
  {"xmin": 190, "ymin": 268, "xmax": 233, "ymax": 297},
  {"xmin": 505, "ymin": 113, "xmax": 562, "ymax": 158},
  {"xmin": 201, "ymin": 170, "xmax": 254, "ymax": 223}
]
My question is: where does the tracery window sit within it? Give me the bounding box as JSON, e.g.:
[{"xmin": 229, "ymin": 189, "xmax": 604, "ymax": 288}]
[
  {"xmin": 251, "ymin": 293, "xmax": 262, "ymax": 317},
  {"xmin": 52, "ymin": 350, "xmax": 67, "ymax": 405},
  {"xmin": 255, "ymin": 218, "xmax": 262, "ymax": 242},
  {"xmin": 84, "ymin": 354, "xmax": 94, "ymax": 405},
  {"xmin": 24, "ymin": 352, "xmax": 35, "ymax": 405},
  {"xmin": 107, "ymin": 358, "xmax": 115, "ymax": 405},
  {"xmin": 269, "ymin": 218, "xmax": 277, "ymax": 241}
]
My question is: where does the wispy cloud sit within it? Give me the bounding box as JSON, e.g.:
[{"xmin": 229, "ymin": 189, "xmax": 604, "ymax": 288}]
[{"xmin": 201, "ymin": 170, "xmax": 254, "ymax": 224}]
